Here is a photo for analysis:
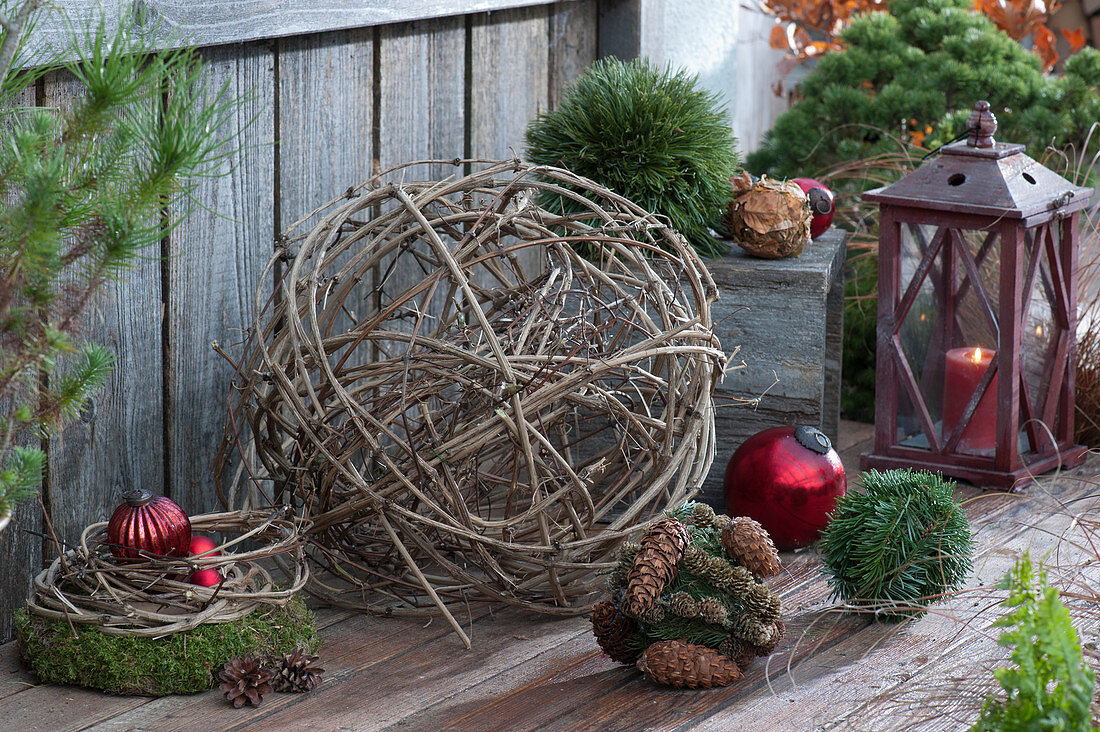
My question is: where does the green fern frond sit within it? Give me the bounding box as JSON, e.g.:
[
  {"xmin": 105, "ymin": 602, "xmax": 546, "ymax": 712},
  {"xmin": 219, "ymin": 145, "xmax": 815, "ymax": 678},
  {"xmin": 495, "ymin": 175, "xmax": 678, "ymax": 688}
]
[{"xmin": 973, "ymin": 553, "xmax": 1098, "ymax": 731}]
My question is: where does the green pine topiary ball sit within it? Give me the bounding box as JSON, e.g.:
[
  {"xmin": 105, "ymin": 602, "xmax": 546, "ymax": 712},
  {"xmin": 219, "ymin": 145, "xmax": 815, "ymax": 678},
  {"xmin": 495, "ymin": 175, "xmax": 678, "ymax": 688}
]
[
  {"xmin": 820, "ymin": 469, "xmax": 974, "ymax": 618},
  {"xmin": 525, "ymin": 57, "xmax": 740, "ymax": 259}
]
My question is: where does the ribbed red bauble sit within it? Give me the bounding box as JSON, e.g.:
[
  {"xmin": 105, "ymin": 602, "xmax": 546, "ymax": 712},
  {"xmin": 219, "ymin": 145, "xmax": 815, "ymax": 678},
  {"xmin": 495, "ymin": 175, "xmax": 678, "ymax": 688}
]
[
  {"xmin": 723, "ymin": 426, "xmax": 846, "ymax": 550},
  {"xmin": 189, "ymin": 568, "xmax": 223, "ymax": 587},
  {"xmin": 106, "ymin": 489, "xmax": 191, "ymax": 560},
  {"xmin": 792, "ymin": 178, "xmax": 835, "ymax": 239}
]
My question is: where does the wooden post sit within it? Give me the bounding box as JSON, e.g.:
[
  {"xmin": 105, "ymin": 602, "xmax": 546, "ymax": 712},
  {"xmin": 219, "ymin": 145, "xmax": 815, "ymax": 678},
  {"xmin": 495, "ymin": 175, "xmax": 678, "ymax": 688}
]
[{"xmin": 995, "ymin": 221, "xmax": 1023, "ymax": 474}]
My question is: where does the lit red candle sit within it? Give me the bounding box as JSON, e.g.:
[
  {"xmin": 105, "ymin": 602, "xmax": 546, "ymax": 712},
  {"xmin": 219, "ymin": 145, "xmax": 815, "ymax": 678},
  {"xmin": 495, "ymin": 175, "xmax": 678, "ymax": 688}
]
[{"xmin": 943, "ymin": 347, "xmax": 997, "ymax": 451}]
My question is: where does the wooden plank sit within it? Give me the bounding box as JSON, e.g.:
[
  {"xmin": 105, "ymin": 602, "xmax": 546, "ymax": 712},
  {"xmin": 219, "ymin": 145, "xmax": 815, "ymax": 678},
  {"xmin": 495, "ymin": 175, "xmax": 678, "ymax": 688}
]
[
  {"xmin": 43, "ymin": 70, "xmax": 166, "ymax": 558},
  {"xmin": 596, "ymin": 0, "xmax": 663, "ymax": 61},
  {"xmin": 21, "ymin": 1, "xmax": 559, "ymax": 66},
  {"xmin": 374, "ymin": 16, "xmax": 465, "ymax": 355},
  {"xmin": 233, "ymin": 609, "xmax": 592, "ymax": 730},
  {"xmin": 470, "ymin": 5, "xmax": 549, "ymax": 163},
  {"xmin": 548, "ymin": 1, "xmax": 597, "ymax": 110},
  {"xmin": 378, "ymin": 17, "xmax": 464, "ymax": 181},
  {"xmin": 388, "ymin": 550, "xmax": 851, "ymax": 730},
  {"xmin": 470, "ymin": 4, "xmax": 549, "ymax": 282},
  {"xmin": 167, "ymin": 43, "xmax": 274, "ymax": 516},
  {"xmin": 0, "ymin": 85, "xmax": 42, "ymax": 641},
  {"xmin": 277, "ymin": 28, "xmax": 374, "ymax": 234},
  {"xmin": 0, "ymin": 638, "xmax": 36, "ymax": 701}
]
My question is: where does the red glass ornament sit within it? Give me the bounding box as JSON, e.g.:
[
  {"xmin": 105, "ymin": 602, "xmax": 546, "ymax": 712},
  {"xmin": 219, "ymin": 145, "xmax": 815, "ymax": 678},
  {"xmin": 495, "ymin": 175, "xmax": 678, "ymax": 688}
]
[
  {"xmin": 723, "ymin": 426, "xmax": 846, "ymax": 550},
  {"xmin": 189, "ymin": 535, "xmax": 221, "ymax": 557},
  {"xmin": 189, "ymin": 568, "xmax": 224, "ymax": 587},
  {"xmin": 792, "ymin": 177, "xmax": 835, "ymax": 239},
  {"xmin": 106, "ymin": 489, "xmax": 192, "ymax": 560}
]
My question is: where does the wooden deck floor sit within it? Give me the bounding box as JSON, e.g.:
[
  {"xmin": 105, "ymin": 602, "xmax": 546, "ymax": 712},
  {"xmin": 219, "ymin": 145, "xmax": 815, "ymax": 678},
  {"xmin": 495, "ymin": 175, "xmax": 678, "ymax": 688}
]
[{"xmin": 2, "ymin": 421, "xmax": 1099, "ymax": 731}]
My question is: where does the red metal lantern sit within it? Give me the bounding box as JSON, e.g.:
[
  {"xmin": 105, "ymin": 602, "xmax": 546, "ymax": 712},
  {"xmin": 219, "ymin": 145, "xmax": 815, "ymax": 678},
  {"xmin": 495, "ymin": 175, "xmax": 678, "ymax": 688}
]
[
  {"xmin": 107, "ymin": 489, "xmax": 192, "ymax": 560},
  {"xmin": 861, "ymin": 101, "xmax": 1089, "ymax": 489}
]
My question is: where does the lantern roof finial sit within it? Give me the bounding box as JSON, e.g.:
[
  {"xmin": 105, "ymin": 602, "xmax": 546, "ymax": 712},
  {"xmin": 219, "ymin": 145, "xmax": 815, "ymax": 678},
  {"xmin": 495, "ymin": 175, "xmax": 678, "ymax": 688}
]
[{"xmin": 967, "ymin": 100, "xmax": 996, "ymax": 148}]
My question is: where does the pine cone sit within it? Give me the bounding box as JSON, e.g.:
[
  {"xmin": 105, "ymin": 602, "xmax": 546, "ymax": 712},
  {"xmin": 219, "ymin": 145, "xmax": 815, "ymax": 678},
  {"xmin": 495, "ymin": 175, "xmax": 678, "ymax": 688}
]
[
  {"xmin": 669, "ymin": 592, "xmax": 699, "ymax": 618},
  {"xmin": 625, "ymin": 517, "xmax": 690, "ymax": 618},
  {"xmin": 728, "ymin": 612, "xmax": 773, "ymax": 647},
  {"xmin": 687, "ymin": 502, "xmax": 716, "ymax": 528},
  {"xmin": 219, "ymin": 655, "xmax": 273, "ymax": 708},
  {"xmin": 636, "ymin": 640, "xmax": 744, "ymax": 689},
  {"xmin": 272, "ymin": 648, "xmax": 324, "ymax": 693},
  {"xmin": 721, "ymin": 517, "xmax": 782, "ymax": 578},
  {"xmin": 591, "ymin": 601, "xmax": 641, "ymax": 665},
  {"xmin": 697, "ymin": 597, "xmax": 729, "ymax": 625},
  {"xmin": 719, "ymin": 636, "xmax": 756, "ymax": 671},
  {"xmin": 753, "ymin": 619, "xmax": 786, "ymax": 656}
]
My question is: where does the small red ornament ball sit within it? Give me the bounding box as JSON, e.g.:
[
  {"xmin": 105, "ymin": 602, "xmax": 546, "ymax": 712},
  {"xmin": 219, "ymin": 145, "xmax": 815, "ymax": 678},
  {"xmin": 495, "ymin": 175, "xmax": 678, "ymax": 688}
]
[
  {"xmin": 189, "ymin": 568, "xmax": 224, "ymax": 587},
  {"xmin": 107, "ymin": 489, "xmax": 191, "ymax": 560},
  {"xmin": 792, "ymin": 177, "xmax": 835, "ymax": 239},
  {"xmin": 189, "ymin": 535, "xmax": 221, "ymax": 557},
  {"xmin": 723, "ymin": 426, "xmax": 846, "ymax": 550}
]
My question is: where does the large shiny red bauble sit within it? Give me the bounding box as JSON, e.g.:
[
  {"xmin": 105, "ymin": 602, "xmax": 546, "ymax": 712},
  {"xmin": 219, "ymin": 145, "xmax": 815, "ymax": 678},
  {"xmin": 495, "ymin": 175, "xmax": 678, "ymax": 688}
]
[
  {"xmin": 188, "ymin": 568, "xmax": 223, "ymax": 587},
  {"xmin": 106, "ymin": 489, "xmax": 191, "ymax": 560},
  {"xmin": 792, "ymin": 177, "xmax": 835, "ymax": 239},
  {"xmin": 723, "ymin": 426, "xmax": 846, "ymax": 550},
  {"xmin": 188, "ymin": 535, "xmax": 220, "ymax": 557}
]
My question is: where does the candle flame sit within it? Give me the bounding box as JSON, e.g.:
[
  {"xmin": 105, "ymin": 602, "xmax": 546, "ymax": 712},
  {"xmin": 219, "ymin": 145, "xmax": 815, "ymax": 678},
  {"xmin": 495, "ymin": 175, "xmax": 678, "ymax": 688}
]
[
  {"xmin": 1036, "ymin": 324, "xmax": 1043, "ymax": 337},
  {"xmin": 969, "ymin": 347, "xmax": 984, "ymax": 363}
]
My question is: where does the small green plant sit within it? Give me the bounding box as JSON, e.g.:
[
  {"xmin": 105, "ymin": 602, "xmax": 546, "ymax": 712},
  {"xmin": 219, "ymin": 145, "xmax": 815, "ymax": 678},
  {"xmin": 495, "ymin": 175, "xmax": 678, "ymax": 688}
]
[
  {"xmin": 525, "ymin": 57, "xmax": 740, "ymax": 258},
  {"xmin": 748, "ymin": 0, "xmax": 1100, "ymax": 181},
  {"xmin": 0, "ymin": 2, "xmax": 239, "ymax": 518},
  {"xmin": 820, "ymin": 469, "xmax": 974, "ymax": 618},
  {"xmin": 973, "ymin": 552, "xmax": 1098, "ymax": 732}
]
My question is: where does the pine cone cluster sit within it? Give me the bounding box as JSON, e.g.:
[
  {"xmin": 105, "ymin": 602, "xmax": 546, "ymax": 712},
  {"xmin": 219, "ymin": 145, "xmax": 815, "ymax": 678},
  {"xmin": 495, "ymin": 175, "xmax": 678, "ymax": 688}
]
[
  {"xmin": 591, "ymin": 504, "xmax": 786, "ymax": 691},
  {"xmin": 219, "ymin": 656, "xmax": 273, "ymax": 708},
  {"xmin": 219, "ymin": 648, "xmax": 323, "ymax": 708},
  {"xmin": 625, "ymin": 517, "xmax": 690, "ymax": 617},
  {"xmin": 636, "ymin": 640, "xmax": 744, "ymax": 689},
  {"xmin": 721, "ymin": 517, "xmax": 782, "ymax": 578}
]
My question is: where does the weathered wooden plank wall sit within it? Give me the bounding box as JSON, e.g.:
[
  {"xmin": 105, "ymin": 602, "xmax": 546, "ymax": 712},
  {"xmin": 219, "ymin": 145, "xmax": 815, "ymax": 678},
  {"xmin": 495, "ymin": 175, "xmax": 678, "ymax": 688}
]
[{"xmin": 0, "ymin": 0, "xmax": 599, "ymax": 638}]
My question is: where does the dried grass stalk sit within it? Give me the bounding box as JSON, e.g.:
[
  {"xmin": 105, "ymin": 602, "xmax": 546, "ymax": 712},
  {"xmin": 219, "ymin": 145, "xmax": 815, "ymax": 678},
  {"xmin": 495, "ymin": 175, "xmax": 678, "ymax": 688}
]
[
  {"xmin": 215, "ymin": 159, "xmax": 725, "ymax": 645},
  {"xmin": 24, "ymin": 509, "xmax": 308, "ymax": 637}
]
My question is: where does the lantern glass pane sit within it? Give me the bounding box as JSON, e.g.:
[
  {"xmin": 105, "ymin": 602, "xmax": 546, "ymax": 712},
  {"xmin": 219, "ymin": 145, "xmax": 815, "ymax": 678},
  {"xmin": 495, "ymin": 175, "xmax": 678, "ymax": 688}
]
[
  {"xmin": 896, "ymin": 223, "xmax": 942, "ymax": 449},
  {"xmin": 1020, "ymin": 222, "xmax": 1063, "ymax": 453}
]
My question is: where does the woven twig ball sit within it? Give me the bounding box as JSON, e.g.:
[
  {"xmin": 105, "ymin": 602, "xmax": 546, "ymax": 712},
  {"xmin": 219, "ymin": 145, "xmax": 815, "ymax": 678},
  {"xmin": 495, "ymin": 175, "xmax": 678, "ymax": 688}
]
[{"xmin": 216, "ymin": 159, "xmax": 724, "ymax": 643}]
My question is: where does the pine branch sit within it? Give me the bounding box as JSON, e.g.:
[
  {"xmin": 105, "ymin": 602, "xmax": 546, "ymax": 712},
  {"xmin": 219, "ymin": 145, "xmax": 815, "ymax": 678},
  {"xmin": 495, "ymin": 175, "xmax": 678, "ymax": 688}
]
[{"xmin": 0, "ymin": 444, "xmax": 43, "ymax": 515}]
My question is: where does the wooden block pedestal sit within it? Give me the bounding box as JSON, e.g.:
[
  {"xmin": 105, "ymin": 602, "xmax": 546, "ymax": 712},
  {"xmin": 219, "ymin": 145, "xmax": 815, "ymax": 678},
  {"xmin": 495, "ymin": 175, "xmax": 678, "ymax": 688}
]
[{"xmin": 698, "ymin": 228, "xmax": 847, "ymax": 507}]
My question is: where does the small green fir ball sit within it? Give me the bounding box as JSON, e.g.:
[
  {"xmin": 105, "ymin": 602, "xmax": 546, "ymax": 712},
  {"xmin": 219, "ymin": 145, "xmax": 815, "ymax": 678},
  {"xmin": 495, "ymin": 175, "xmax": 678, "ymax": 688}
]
[
  {"xmin": 820, "ymin": 469, "xmax": 974, "ymax": 618},
  {"xmin": 525, "ymin": 58, "xmax": 740, "ymax": 258}
]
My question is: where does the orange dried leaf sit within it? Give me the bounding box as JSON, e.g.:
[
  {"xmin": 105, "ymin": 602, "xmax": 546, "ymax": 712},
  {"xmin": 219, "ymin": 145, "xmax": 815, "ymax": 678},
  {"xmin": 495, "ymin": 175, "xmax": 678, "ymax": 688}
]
[
  {"xmin": 769, "ymin": 24, "xmax": 789, "ymax": 51},
  {"xmin": 1062, "ymin": 26, "xmax": 1086, "ymax": 53},
  {"xmin": 1034, "ymin": 25, "xmax": 1057, "ymax": 72}
]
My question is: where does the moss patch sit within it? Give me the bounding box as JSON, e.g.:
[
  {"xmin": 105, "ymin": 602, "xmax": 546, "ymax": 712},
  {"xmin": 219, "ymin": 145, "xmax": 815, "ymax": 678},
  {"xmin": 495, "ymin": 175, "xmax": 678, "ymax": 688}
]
[{"xmin": 15, "ymin": 597, "xmax": 318, "ymax": 696}]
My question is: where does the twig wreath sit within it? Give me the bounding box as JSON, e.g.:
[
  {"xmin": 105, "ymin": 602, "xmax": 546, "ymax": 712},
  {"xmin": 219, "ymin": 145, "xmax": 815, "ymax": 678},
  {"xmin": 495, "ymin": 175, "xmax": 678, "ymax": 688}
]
[
  {"xmin": 25, "ymin": 509, "xmax": 308, "ymax": 636},
  {"xmin": 216, "ymin": 159, "xmax": 725, "ymax": 646}
]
